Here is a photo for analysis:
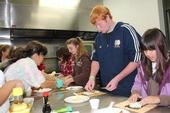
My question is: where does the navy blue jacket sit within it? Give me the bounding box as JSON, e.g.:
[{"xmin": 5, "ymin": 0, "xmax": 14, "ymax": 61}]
[{"xmin": 92, "ymin": 22, "xmax": 141, "ymax": 96}]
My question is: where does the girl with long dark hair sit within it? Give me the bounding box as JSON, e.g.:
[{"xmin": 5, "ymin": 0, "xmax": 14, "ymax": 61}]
[{"xmin": 129, "ymin": 28, "xmax": 170, "ymax": 106}]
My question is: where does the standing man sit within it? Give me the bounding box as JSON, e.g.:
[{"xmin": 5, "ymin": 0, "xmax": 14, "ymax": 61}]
[{"xmin": 85, "ymin": 5, "xmax": 141, "ymax": 97}]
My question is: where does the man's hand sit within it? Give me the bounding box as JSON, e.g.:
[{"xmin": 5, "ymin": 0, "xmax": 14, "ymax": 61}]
[
  {"xmin": 105, "ymin": 62, "xmax": 139, "ymax": 91},
  {"xmin": 106, "ymin": 77, "xmax": 119, "ymax": 91},
  {"xmin": 85, "ymin": 79, "xmax": 95, "ymax": 91}
]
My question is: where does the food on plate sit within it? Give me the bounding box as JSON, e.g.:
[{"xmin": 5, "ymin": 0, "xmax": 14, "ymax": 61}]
[
  {"xmin": 66, "ymin": 86, "xmax": 83, "ymax": 91},
  {"xmin": 49, "ymin": 71, "xmax": 57, "ymax": 76},
  {"xmin": 82, "ymin": 91, "xmax": 94, "ymax": 96},
  {"xmin": 129, "ymin": 102, "xmax": 142, "ymax": 109},
  {"xmin": 82, "ymin": 90, "xmax": 100, "ymax": 96},
  {"xmin": 10, "ymin": 103, "xmax": 30, "ymax": 113}
]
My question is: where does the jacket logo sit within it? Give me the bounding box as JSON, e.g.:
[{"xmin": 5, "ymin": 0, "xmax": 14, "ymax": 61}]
[{"xmin": 114, "ymin": 40, "xmax": 120, "ymax": 48}]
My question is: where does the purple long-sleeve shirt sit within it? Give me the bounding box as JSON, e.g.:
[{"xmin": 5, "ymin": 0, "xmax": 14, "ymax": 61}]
[{"xmin": 131, "ymin": 65, "xmax": 170, "ymax": 106}]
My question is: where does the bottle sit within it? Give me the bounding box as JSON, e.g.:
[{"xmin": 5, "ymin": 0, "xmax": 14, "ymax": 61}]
[
  {"xmin": 10, "ymin": 88, "xmax": 29, "ymax": 113},
  {"xmin": 12, "ymin": 87, "xmax": 23, "ymax": 104},
  {"xmin": 42, "ymin": 92, "xmax": 51, "ymax": 113}
]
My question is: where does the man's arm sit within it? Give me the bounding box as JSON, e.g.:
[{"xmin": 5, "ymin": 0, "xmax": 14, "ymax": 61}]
[
  {"xmin": 85, "ymin": 61, "xmax": 100, "ymax": 91},
  {"xmin": 106, "ymin": 62, "xmax": 139, "ymax": 91},
  {"xmin": 114, "ymin": 62, "xmax": 139, "ymax": 82},
  {"xmin": 89, "ymin": 61, "xmax": 100, "ymax": 80}
]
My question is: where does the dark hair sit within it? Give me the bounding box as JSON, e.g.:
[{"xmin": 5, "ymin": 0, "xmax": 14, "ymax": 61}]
[
  {"xmin": 66, "ymin": 37, "xmax": 88, "ymax": 60},
  {"xmin": 0, "ymin": 44, "xmax": 13, "ymax": 62},
  {"xmin": 141, "ymin": 28, "xmax": 168, "ymax": 83},
  {"xmin": 56, "ymin": 47, "xmax": 71, "ymax": 62},
  {"xmin": 24, "ymin": 40, "xmax": 47, "ymax": 57},
  {"xmin": 11, "ymin": 47, "xmax": 25, "ymax": 61},
  {"xmin": 0, "ymin": 47, "xmax": 25, "ymax": 71}
]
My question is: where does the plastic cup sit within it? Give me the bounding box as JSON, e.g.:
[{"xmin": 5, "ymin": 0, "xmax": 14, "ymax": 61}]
[
  {"xmin": 89, "ymin": 99, "xmax": 100, "ymax": 110},
  {"xmin": 56, "ymin": 79, "xmax": 63, "ymax": 88}
]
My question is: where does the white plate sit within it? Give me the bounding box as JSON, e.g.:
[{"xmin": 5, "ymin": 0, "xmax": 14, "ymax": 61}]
[
  {"xmin": 64, "ymin": 95, "xmax": 89, "ymax": 103},
  {"xmin": 34, "ymin": 88, "xmax": 52, "ymax": 93},
  {"xmin": 66, "ymin": 86, "xmax": 83, "ymax": 91},
  {"xmin": 94, "ymin": 107, "xmax": 130, "ymax": 113}
]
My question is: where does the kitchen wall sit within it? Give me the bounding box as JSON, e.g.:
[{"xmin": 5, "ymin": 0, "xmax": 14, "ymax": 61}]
[
  {"xmin": 0, "ymin": 28, "xmax": 11, "ymax": 44},
  {"xmin": 0, "ymin": 0, "xmax": 100, "ymax": 72},
  {"xmin": 162, "ymin": 0, "xmax": 170, "ymax": 46},
  {"xmin": 1, "ymin": 0, "xmax": 166, "ymax": 37},
  {"xmin": 0, "ymin": 0, "xmax": 168, "ymax": 72},
  {"xmin": 0, "ymin": 0, "xmax": 102, "ymax": 31},
  {"xmin": 103, "ymin": 0, "xmax": 165, "ymax": 35}
]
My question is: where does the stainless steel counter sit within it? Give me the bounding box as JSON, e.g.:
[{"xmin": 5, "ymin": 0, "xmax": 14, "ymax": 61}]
[{"xmin": 31, "ymin": 91, "xmax": 170, "ymax": 113}]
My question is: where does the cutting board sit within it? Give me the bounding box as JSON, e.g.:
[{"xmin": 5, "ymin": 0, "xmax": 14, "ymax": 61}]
[{"xmin": 115, "ymin": 100, "xmax": 157, "ymax": 113}]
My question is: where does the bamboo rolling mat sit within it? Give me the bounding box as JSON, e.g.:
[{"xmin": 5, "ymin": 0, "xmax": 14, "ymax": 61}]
[{"xmin": 115, "ymin": 100, "xmax": 157, "ymax": 113}]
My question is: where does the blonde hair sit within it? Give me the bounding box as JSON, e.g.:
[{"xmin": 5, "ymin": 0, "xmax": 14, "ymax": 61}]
[
  {"xmin": 66, "ymin": 37, "xmax": 88, "ymax": 60},
  {"xmin": 90, "ymin": 5, "xmax": 112, "ymax": 25}
]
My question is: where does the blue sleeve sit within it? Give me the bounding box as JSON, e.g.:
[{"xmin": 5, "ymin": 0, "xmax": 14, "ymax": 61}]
[{"xmin": 123, "ymin": 25, "xmax": 141, "ymax": 62}]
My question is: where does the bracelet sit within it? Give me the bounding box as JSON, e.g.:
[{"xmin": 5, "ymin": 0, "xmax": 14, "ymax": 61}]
[{"xmin": 89, "ymin": 75, "xmax": 95, "ymax": 81}]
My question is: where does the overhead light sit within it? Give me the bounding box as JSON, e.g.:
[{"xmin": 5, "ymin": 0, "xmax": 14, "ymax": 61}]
[{"xmin": 39, "ymin": 0, "xmax": 81, "ymax": 9}]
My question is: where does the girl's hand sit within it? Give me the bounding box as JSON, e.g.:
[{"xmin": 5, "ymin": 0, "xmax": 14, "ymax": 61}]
[
  {"xmin": 128, "ymin": 93, "xmax": 141, "ymax": 103},
  {"xmin": 140, "ymin": 96, "xmax": 160, "ymax": 106},
  {"xmin": 64, "ymin": 76, "xmax": 74, "ymax": 86}
]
